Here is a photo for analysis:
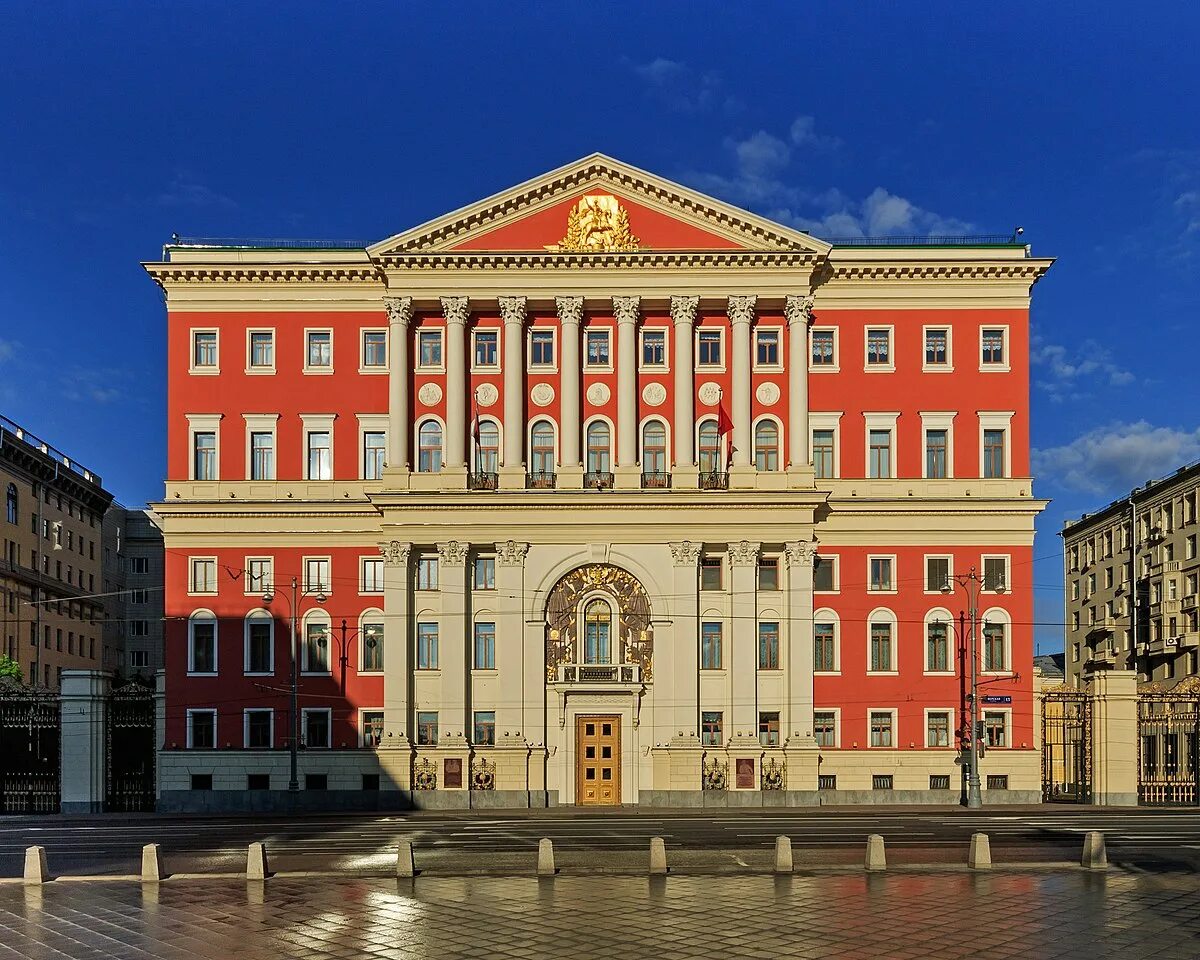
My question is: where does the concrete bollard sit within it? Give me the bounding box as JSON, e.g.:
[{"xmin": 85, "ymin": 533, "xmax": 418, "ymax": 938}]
[
  {"xmin": 864, "ymin": 834, "xmax": 886, "ymax": 872},
  {"xmin": 537, "ymin": 838, "xmax": 555, "ymax": 877},
  {"xmin": 246, "ymin": 842, "xmax": 269, "ymax": 881},
  {"xmin": 968, "ymin": 832, "xmax": 992, "ymax": 870},
  {"xmin": 1081, "ymin": 831, "xmax": 1107, "ymax": 870},
  {"xmin": 396, "ymin": 840, "xmax": 415, "ymax": 878},
  {"xmin": 23, "ymin": 846, "xmax": 49, "ymax": 885},
  {"xmin": 649, "ymin": 836, "xmax": 668, "ymax": 875},
  {"xmin": 141, "ymin": 843, "xmax": 165, "ymax": 882},
  {"xmin": 774, "ymin": 836, "xmax": 793, "ymax": 874}
]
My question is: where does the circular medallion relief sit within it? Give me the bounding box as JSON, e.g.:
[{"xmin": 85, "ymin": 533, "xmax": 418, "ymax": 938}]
[
  {"xmin": 698, "ymin": 381, "xmax": 722, "ymax": 407},
  {"xmin": 417, "ymin": 382, "xmax": 443, "ymax": 406},
  {"xmin": 475, "ymin": 383, "xmax": 499, "ymax": 408},
  {"xmin": 530, "ymin": 382, "xmax": 556, "ymax": 407},
  {"xmin": 586, "ymin": 382, "xmax": 611, "ymax": 406},
  {"xmin": 641, "ymin": 382, "xmax": 667, "ymax": 407},
  {"xmin": 755, "ymin": 382, "xmax": 781, "ymax": 406}
]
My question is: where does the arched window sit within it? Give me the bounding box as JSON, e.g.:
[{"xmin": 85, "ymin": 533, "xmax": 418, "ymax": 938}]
[
  {"xmin": 641, "ymin": 421, "xmax": 667, "ymax": 475},
  {"xmin": 5, "ymin": 483, "xmax": 15, "ymax": 525},
  {"xmin": 583, "ymin": 599, "xmax": 612, "ymax": 664},
  {"xmin": 586, "ymin": 421, "xmax": 611, "ymax": 474},
  {"xmin": 755, "ymin": 420, "xmax": 779, "ymax": 471},
  {"xmin": 417, "ymin": 420, "xmax": 443, "ymax": 473},
  {"xmin": 924, "ymin": 608, "xmax": 954, "ymax": 674},
  {"xmin": 476, "ymin": 420, "xmax": 499, "ymax": 473},
  {"xmin": 698, "ymin": 420, "xmax": 721, "ymax": 474},
  {"xmin": 244, "ymin": 609, "xmax": 274, "ymax": 674},
  {"xmin": 867, "ymin": 608, "xmax": 898, "ymax": 673},
  {"xmin": 530, "ymin": 420, "xmax": 556, "ymax": 475},
  {"xmin": 302, "ymin": 610, "xmax": 332, "ymax": 674},
  {"xmin": 981, "ymin": 608, "xmax": 1011, "ymax": 673}
]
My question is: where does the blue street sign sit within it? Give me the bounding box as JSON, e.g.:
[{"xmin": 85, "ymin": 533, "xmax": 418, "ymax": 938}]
[{"xmin": 981, "ymin": 695, "xmax": 1013, "ymax": 704}]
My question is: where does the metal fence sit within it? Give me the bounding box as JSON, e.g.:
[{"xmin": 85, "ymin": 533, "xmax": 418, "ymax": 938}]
[
  {"xmin": 1138, "ymin": 693, "xmax": 1200, "ymax": 806},
  {"xmin": 0, "ymin": 685, "xmax": 60, "ymax": 814},
  {"xmin": 1042, "ymin": 691, "xmax": 1092, "ymax": 803}
]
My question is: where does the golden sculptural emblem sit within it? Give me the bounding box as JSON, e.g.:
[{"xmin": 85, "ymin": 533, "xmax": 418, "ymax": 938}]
[{"xmin": 549, "ymin": 194, "xmax": 641, "ymax": 252}]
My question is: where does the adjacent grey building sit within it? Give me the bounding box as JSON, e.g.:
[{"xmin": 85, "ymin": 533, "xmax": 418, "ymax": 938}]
[{"xmin": 116, "ymin": 508, "xmax": 164, "ymax": 679}]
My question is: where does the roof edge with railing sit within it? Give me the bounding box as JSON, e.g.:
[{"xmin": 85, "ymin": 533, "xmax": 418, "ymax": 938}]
[
  {"xmin": 1063, "ymin": 455, "xmax": 1200, "ymax": 534},
  {"xmin": 0, "ymin": 414, "xmax": 103, "ymax": 487}
]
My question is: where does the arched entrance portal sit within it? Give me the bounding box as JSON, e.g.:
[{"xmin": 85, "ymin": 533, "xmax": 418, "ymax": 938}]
[{"xmin": 544, "ymin": 564, "xmax": 654, "ymax": 805}]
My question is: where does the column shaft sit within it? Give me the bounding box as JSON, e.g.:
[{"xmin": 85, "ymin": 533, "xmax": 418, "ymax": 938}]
[
  {"xmin": 499, "ymin": 297, "xmax": 528, "ymax": 470},
  {"xmin": 671, "ymin": 296, "xmax": 699, "ymax": 467},
  {"xmin": 613, "ymin": 297, "xmax": 640, "ymax": 468},
  {"xmin": 556, "ymin": 298, "xmax": 583, "ymax": 467},
  {"xmin": 380, "ymin": 541, "xmax": 411, "ymax": 741},
  {"xmin": 437, "ymin": 541, "xmax": 469, "ymax": 739},
  {"xmin": 729, "ymin": 541, "xmax": 760, "ymax": 737},
  {"xmin": 384, "ymin": 298, "xmax": 413, "ymax": 470},
  {"xmin": 728, "ymin": 297, "xmax": 756, "ymax": 469},
  {"xmin": 442, "ymin": 297, "xmax": 469, "ymax": 469},
  {"xmin": 494, "ymin": 541, "xmax": 529, "ymax": 737},
  {"xmin": 786, "ymin": 296, "xmax": 813, "ymax": 468},
  {"xmin": 784, "ymin": 541, "xmax": 816, "ymax": 741},
  {"xmin": 670, "ymin": 542, "xmax": 702, "ymax": 740}
]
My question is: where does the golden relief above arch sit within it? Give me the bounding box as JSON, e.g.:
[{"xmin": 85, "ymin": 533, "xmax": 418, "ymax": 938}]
[
  {"xmin": 546, "ymin": 195, "xmax": 641, "ymax": 253},
  {"xmin": 545, "ymin": 564, "xmax": 653, "ymax": 681}
]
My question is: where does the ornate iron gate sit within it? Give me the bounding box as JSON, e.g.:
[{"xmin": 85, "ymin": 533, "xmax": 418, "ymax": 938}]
[
  {"xmin": 1137, "ymin": 692, "xmax": 1200, "ymax": 806},
  {"xmin": 105, "ymin": 680, "xmax": 156, "ymax": 812},
  {"xmin": 0, "ymin": 685, "xmax": 61, "ymax": 814},
  {"xmin": 1041, "ymin": 690, "xmax": 1092, "ymax": 802}
]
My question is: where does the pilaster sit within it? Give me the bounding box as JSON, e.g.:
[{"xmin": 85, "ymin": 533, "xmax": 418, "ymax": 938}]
[
  {"xmin": 671, "ymin": 296, "xmax": 698, "ymax": 483},
  {"xmin": 437, "ymin": 540, "xmax": 470, "ymax": 739},
  {"xmin": 613, "ymin": 295, "xmax": 641, "ymax": 488},
  {"xmin": 499, "ymin": 296, "xmax": 527, "ymax": 487},
  {"xmin": 379, "ymin": 539, "xmax": 412, "ymax": 751},
  {"xmin": 384, "ymin": 296, "xmax": 413, "ymax": 474},
  {"xmin": 669, "ymin": 540, "xmax": 702, "ymax": 744},
  {"xmin": 784, "ymin": 295, "xmax": 812, "ymax": 471},
  {"xmin": 784, "ymin": 539, "xmax": 819, "ymax": 785},
  {"xmin": 494, "ymin": 539, "xmax": 529, "ymax": 739},
  {"xmin": 728, "ymin": 295, "xmax": 756, "ymax": 484},
  {"xmin": 556, "ymin": 297, "xmax": 583, "ymax": 471},
  {"xmin": 441, "ymin": 296, "xmax": 470, "ymax": 474},
  {"xmin": 729, "ymin": 539, "xmax": 760, "ymax": 737}
]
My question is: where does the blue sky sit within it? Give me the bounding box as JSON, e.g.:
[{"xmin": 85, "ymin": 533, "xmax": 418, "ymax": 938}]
[{"xmin": 1, "ymin": 3, "xmax": 1198, "ymax": 652}]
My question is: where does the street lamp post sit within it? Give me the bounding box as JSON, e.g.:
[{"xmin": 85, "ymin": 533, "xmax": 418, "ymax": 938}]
[
  {"xmin": 263, "ymin": 576, "xmax": 326, "ymax": 793},
  {"xmin": 942, "ymin": 565, "xmax": 1005, "ymax": 809}
]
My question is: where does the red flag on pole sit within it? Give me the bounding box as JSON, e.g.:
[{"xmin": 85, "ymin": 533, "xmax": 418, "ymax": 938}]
[{"xmin": 716, "ymin": 388, "xmax": 733, "ymax": 467}]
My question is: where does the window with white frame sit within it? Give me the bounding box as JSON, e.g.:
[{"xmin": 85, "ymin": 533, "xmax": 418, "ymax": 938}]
[
  {"xmin": 301, "ymin": 708, "xmax": 331, "ymax": 749},
  {"xmin": 982, "ymin": 617, "xmax": 1009, "ymax": 672},
  {"xmin": 811, "ymin": 328, "xmax": 838, "ymax": 370},
  {"xmin": 244, "ymin": 612, "xmax": 273, "ymax": 674},
  {"xmin": 984, "ymin": 710, "xmax": 1008, "ymax": 747},
  {"xmin": 925, "ymin": 555, "xmax": 951, "ymax": 593},
  {"xmin": 363, "ymin": 430, "xmax": 386, "ymax": 480},
  {"xmin": 416, "ymin": 711, "xmax": 438, "ymax": 745},
  {"xmin": 585, "ymin": 329, "xmax": 610, "ymax": 367},
  {"xmin": 417, "ymin": 623, "xmax": 439, "ymax": 670},
  {"xmin": 529, "ymin": 328, "xmax": 555, "ymax": 368},
  {"xmin": 813, "ymin": 710, "xmax": 838, "ymax": 747},
  {"xmin": 869, "ymin": 710, "xmax": 895, "ymax": 747},
  {"xmin": 303, "ymin": 557, "xmax": 330, "ymax": 594},
  {"xmin": 701, "ymin": 711, "xmax": 723, "ymax": 746},
  {"xmin": 983, "ymin": 427, "xmax": 1007, "ymax": 478},
  {"xmin": 417, "ymin": 329, "xmax": 443, "ymax": 369},
  {"xmin": 361, "ymin": 330, "xmax": 387, "ymax": 369},
  {"xmin": 923, "ymin": 327, "xmax": 951, "ymax": 370},
  {"xmin": 982, "ymin": 555, "xmax": 1009, "ymax": 593},
  {"xmin": 193, "ymin": 431, "xmax": 217, "ymax": 481},
  {"xmin": 188, "ymin": 613, "xmax": 217, "ymax": 674},
  {"xmin": 921, "ymin": 412, "xmax": 955, "ymax": 480},
  {"xmin": 865, "ymin": 327, "xmax": 893, "ymax": 370},
  {"xmin": 864, "ymin": 413, "xmax": 898, "ymax": 479},
  {"xmin": 191, "ymin": 330, "xmax": 218, "ymax": 371},
  {"xmin": 926, "ymin": 710, "xmax": 952, "ymax": 747},
  {"xmin": 361, "ymin": 557, "xmax": 384, "ymax": 593},
  {"xmin": 474, "ymin": 556, "xmax": 495, "ymax": 590},
  {"xmin": 925, "ymin": 613, "xmax": 952, "ymax": 673},
  {"xmin": 473, "ymin": 329, "xmax": 499, "ymax": 368},
  {"xmin": 980, "ymin": 327, "xmax": 1008, "ymax": 370},
  {"xmin": 360, "ymin": 620, "xmax": 384, "ymax": 672},
  {"xmin": 813, "ymin": 554, "xmax": 838, "ymax": 592},
  {"xmin": 302, "ymin": 618, "xmax": 331, "ymax": 673},
  {"xmin": 247, "ymin": 330, "xmax": 274, "ymax": 371},
  {"xmin": 697, "ymin": 328, "xmax": 723, "ymax": 367},
  {"xmin": 868, "ymin": 616, "xmax": 896, "ymax": 672},
  {"xmin": 187, "ymin": 709, "xmax": 217, "ymax": 748},
  {"xmin": 641, "ymin": 328, "xmax": 667, "ymax": 368},
  {"xmin": 249, "ymin": 430, "xmax": 275, "ymax": 480},
  {"xmin": 190, "ymin": 558, "xmax": 217, "ymax": 594},
  {"xmin": 474, "ymin": 621, "xmax": 496, "ymax": 669},
  {"xmin": 755, "ymin": 328, "xmax": 781, "ymax": 367},
  {"xmin": 810, "ymin": 412, "xmax": 841, "ymax": 480},
  {"xmin": 244, "ymin": 709, "xmax": 273, "ymax": 748},
  {"xmin": 473, "ymin": 710, "xmax": 496, "ymax": 746},
  {"xmin": 245, "ymin": 557, "xmax": 273, "ymax": 595},
  {"xmin": 868, "ymin": 556, "xmax": 895, "ymax": 592},
  {"xmin": 361, "ymin": 709, "xmax": 385, "ymax": 747},
  {"xmin": 305, "ymin": 427, "xmax": 332, "ymax": 481},
  {"xmin": 416, "ymin": 555, "xmax": 438, "ymax": 590},
  {"xmin": 814, "ymin": 615, "xmax": 838, "ymax": 672},
  {"xmin": 305, "ymin": 330, "xmax": 332, "ymax": 370},
  {"xmin": 754, "ymin": 420, "xmax": 780, "ymax": 471},
  {"xmin": 417, "ymin": 420, "xmax": 443, "ymax": 473}
]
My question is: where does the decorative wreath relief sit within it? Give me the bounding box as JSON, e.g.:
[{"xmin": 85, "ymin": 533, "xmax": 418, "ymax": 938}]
[
  {"xmin": 761, "ymin": 757, "xmax": 786, "ymax": 791},
  {"xmin": 530, "ymin": 383, "xmax": 555, "ymax": 407},
  {"xmin": 586, "ymin": 382, "xmax": 611, "ymax": 405},
  {"xmin": 413, "ymin": 757, "xmax": 438, "ymax": 790},
  {"xmin": 702, "ymin": 756, "xmax": 729, "ymax": 791},
  {"xmin": 755, "ymin": 382, "xmax": 780, "ymax": 406},
  {"xmin": 641, "ymin": 382, "xmax": 667, "ymax": 407},
  {"xmin": 417, "ymin": 383, "xmax": 443, "ymax": 406},
  {"xmin": 471, "ymin": 757, "xmax": 496, "ymax": 791},
  {"xmin": 698, "ymin": 382, "xmax": 722, "ymax": 407},
  {"xmin": 475, "ymin": 383, "xmax": 499, "ymax": 408}
]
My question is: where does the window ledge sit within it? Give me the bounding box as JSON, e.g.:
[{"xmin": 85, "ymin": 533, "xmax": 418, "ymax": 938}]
[
  {"xmin": 864, "ymin": 366, "xmax": 896, "ymax": 374},
  {"xmin": 923, "ymin": 670, "xmax": 956, "ymax": 677},
  {"xmin": 244, "ymin": 368, "xmax": 276, "ymax": 376},
  {"xmin": 243, "ymin": 671, "xmax": 274, "ymax": 677},
  {"xmin": 186, "ymin": 672, "xmax": 218, "ymax": 678},
  {"xmin": 922, "ymin": 365, "xmax": 955, "ymax": 374},
  {"xmin": 188, "ymin": 368, "xmax": 221, "ymax": 376},
  {"xmin": 358, "ymin": 367, "xmax": 388, "ymax": 376},
  {"xmin": 300, "ymin": 671, "xmax": 333, "ymax": 677},
  {"xmin": 866, "ymin": 670, "xmax": 900, "ymax": 676},
  {"xmin": 302, "ymin": 368, "xmax": 335, "ymax": 376},
  {"xmin": 813, "ymin": 670, "xmax": 842, "ymax": 677},
  {"xmin": 357, "ymin": 670, "xmax": 384, "ymax": 677},
  {"xmin": 811, "ymin": 365, "xmax": 841, "ymax": 374}
]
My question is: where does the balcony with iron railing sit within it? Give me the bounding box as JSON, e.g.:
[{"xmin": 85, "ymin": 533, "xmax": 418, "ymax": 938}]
[
  {"xmin": 467, "ymin": 471, "xmax": 498, "ymax": 491},
  {"xmin": 0, "ymin": 415, "xmax": 102, "ymax": 487},
  {"xmin": 555, "ymin": 663, "xmax": 642, "ymax": 684},
  {"xmin": 526, "ymin": 471, "xmax": 556, "ymax": 490},
  {"xmin": 640, "ymin": 471, "xmax": 671, "ymax": 489},
  {"xmin": 698, "ymin": 471, "xmax": 729, "ymax": 491},
  {"xmin": 583, "ymin": 471, "xmax": 614, "ymax": 490}
]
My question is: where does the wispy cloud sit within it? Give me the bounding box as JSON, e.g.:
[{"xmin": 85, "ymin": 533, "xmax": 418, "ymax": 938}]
[
  {"xmin": 60, "ymin": 366, "xmax": 131, "ymax": 405},
  {"xmin": 1031, "ymin": 334, "xmax": 1136, "ymax": 403},
  {"xmin": 156, "ymin": 173, "xmax": 237, "ymax": 209},
  {"xmin": 630, "ymin": 57, "xmax": 728, "ymax": 113},
  {"xmin": 0, "ymin": 339, "xmax": 15, "ymax": 364},
  {"xmin": 1033, "ymin": 421, "xmax": 1200, "ymax": 496}
]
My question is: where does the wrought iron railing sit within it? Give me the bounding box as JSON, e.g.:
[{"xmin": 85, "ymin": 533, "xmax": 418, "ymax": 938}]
[
  {"xmin": 0, "ymin": 415, "xmax": 101, "ymax": 486},
  {"xmin": 698, "ymin": 471, "xmax": 729, "ymax": 491},
  {"xmin": 821, "ymin": 234, "xmax": 1019, "ymax": 246},
  {"xmin": 1138, "ymin": 693, "xmax": 1200, "ymax": 805},
  {"xmin": 526, "ymin": 471, "xmax": 556, "ymax": 490},
  {"xmin": 467, "ymin": 471, "xmax": 498, "ymax": 491},
  {"xmin": 641, "ymin": 471, "xmax": 671, "ymax": 489},
  {"xmin": 168, "ymin": 236, "xmax": 370, "ymax": 250},
  {"xmin": 556, "ymin": 664, "xmax": 640, "ymax": 684},
  {"xmin": 584, "ymin": 471, "xmax": 614, "ymax": 490}
]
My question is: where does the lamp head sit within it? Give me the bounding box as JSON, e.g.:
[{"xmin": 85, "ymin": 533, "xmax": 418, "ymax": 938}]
[
  {"xmin": 262, "ymin": 592, "xmax": 274, "ymax": 604},
  {"xmin": 316, "ymin": 592, "xmax": 327, "ymax": 605},
  {"xmin": 940, "ymin": 579, "xmax": 952, "ymax": 595}
]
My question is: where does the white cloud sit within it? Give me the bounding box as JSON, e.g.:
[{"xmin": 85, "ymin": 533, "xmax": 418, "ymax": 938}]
[
  {"xmin": 1033, "ymin": 421, "xmax": 1200, "ymax": 496},
  {"xmin": 156, "ymin": 174, "xmax": 237, "ymax": 209},
  {"xmin": 734, "ymin": 130, "xmax": 791, "ymax": 179},
  {"xmin": 1031, "ymin": 335, "xmax": 1136, "ymax": 403},
  {"xmin": 789, "ymin": 115, "xmax": 841, "ymax": 150},
  {"xmin": 630, "ymin": 58, "xmax": 725, "ymax": 113},
  {"xmin": 0, "ymin": 339, "xmax": 14, "ymax": 364}
]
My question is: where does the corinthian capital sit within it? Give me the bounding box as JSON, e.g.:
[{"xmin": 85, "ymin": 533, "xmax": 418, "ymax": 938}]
[
  {"xmin": 495, "ymin": 540, "xmax": 530, "ymax": 566},
  {"xmin": 498, "ymin": 296, "xmax": 528, "ymax": 326},
  {"xmin": 555, "ymin": 296, "xmax": 584, "ymax": 327},
  {"xmin": 785, "ymin": 295, "xmax": 815, "ymax": 328},
  {"xmin": 784, "ymin": 539, "xmax": 818, "ymax": 567},
  {"xmin": 384, "ymin": 296, "xmax": 413, "ymax": 326},
  {"xmin": 670, "ymin": 295, "xmax": 699, "ymax": 327},
  {"xmin": 727, "ymin": 295, "xmax": 757, "ymax": 327},
  {"xmin": 440, "ymin": 296, "xmax": 470, "ymax": 326},
  {"xmin": 612, "ymin": 296, "xmax": 641, "ymax": 326},
  {"xmin": 669, "ymin": 540, "xmax": 702, "ymax": 566},
  {"xmin": 436, "ymin": 541, "xmax": 469, "ymax": 565},
  {"xmin": 729, "ymin": 540, "xmax": 760, "ymax": 566},
  {"xmin": 379, "ymin": 540, "xmax": 412, "ymax": 567}
]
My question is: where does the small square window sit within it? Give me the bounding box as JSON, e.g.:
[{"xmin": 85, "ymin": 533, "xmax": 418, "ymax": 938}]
[
  {"xmin": 362, "ymin": 330, "xmax": 387, "ymax": 368},
  {"xmin": 869, "ymin": 557, "xmax": 894, "ymax": 592},
  {"xmin": 247, "ymin": 773, "xmax": 270, "ymax": 791},
  {"xmin": 248, "ymin": 331, "xmax": 274, "ymax": 369},
  {"xmin": 755, "ymin": 329, "xmax": 780, "ymax": 366},
  {"xmin": 811, "ymin": 329, "xmax": 836, "ymax": 367},
  {"xmin": 698, "ymin": 330, "xmax": 722, "ymax": 366},
  {"xmin": 530, "ymin": 329, "xmax": 555, "ymax": 366},
  {"xmin": 305, "ymin": 774, "xmax": 328, "ymax": 791},
  {"xmin": 474, "ymin": 331, "xmax": 499, "ymax": 367},
  {"xmin": 418, "ymin": 330, "xmax": 443, "ymax": 368},
  {"xmin": 930, "ymin": 774, "xmax": 951, "ymax": 790},
  {"xmin": 192, "ymin": 331, "xmax": 218, "ymax": 368},
  {"xmin": 642, "ymin": 330, "xmax": 667, "ymax": 367},
  {"xmin": 700, "ymin": 557, "xmax": 723, "ymax": 591},
  {"xmin": 585, "ymin": 330, "xmax": 610, "ymax": 367},
  {"xmin": 306, "ymin": 331, "xmax": 332, "ymax": 368},
  {"xmin": 924, "ymin": 328, "xmax": 949, "ymax": 366},
  {"xmin": 872, "ymin": 774, "xmax": 894, "ymax": 790},
  {"xmin": 191, "ymin": 774, "xmax": 213, "ymax": 791},
  {"xmin": 981, "ymin": 328, "xmax": 1006, "ymax": 366},
  {"xmin": 866, "ymin": 328, "xmax": 891, "ymax": 366}
]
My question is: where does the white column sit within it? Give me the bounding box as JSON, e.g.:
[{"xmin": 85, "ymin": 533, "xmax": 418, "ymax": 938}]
[
  {"xmin": 441, "ymin": 297, "xmax": 470, "ymax": 470},
  {"xmin": 59, "ymin": 670, "xmax": 110, "ymax": 813},
  {"xmin": 729, "ymin": 541, "xmax": 760, "ymax": 738},
  {"xmin": 669, "ymin": 541, "xmax": 702, "ymax": 741},
  {"xmin": 556, "ymin": 297, "xmax": 583, "ymax": 468},
  {"xmin": 494, "ymin": 540, "xmax": 530, "ymax": 737},
  {"xmin": 379, "ymin": 540, "xmax": 411, "ymax": 743},
  {"xmin": 437, "ymin": 540, "xmax": 470, "ymax": 739},
  {"xmin": 785, "ymin": 295, "xmax": 814, "ymax": 470},
  {"xmin": 613, "ymin": 296, "xmax": 640, "ymax": 469},
  {"xmin": 728, "ymin": 296, "xmax": 756, "ymax": 470},
  {"xmin": 784, "ymin": 540, "xmax": 817, "ymax": 744},
  {"xmin": 499, "ymin": 296, "xmax": 527, "ymax": 477},
  {"xmin": 671, "ymin": 296, "xmax": 698, "ymax": 469},
  {"xmin": 384, "ymin": 297, "xmax": 413, "ymax": 470}
]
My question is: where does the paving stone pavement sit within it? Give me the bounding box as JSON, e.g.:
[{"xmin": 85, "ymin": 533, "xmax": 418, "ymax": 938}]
[{"xmin": 0, "ymin": 871, "xmax": 1198, "ymax": 959}]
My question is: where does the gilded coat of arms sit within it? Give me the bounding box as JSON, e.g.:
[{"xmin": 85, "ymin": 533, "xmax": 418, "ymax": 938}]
[{"xmin": 549, "ymin": 195, "xmax": 641, "ymax": 252}]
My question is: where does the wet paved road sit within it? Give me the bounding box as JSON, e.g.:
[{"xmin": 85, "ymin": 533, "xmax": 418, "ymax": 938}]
[
  {"xmin": 2, "ymin": 871, "xmax": 1199, "ymax": 959},
  {"xmin": 2, "ymin": 806, "xmax": 1200, "ymax": 876}
]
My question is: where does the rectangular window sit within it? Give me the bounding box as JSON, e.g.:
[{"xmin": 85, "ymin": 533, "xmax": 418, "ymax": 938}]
[
  {"xmin": 193, "ymin": 432, "xmax": 217, "ymax": 480},
  {"xmin": 701, "ymin": 622, "xmax": 723, "ymax": 669},
  {"xmin": 473, "ymin": 710, "xmax": 496, "ymax": 746},
  {"xmin": 981, "ymin": 328, "xmax": 1005, "ymax": 365},
  {"xmin": 303, "ymin": 622, "xmax": 330, "ymax": 673},
  {"xmin": 189, "ymin": 621, "xmax": 216, "ymax": 674},
  {"xmin": 926, "ymin": 556, "xmax": 950, "ymax": 593},
  {"xmin": 701, "ymin": 711, "xmax": 722, "ymax": 746},
  {"xmin": 192, "ymin": 331, "xmax": 218, "ymax": 368},
  {"xmin": 927, "ymin": 621, "xmax": 950, "ymax": 672},
  {"xmin": 869, "ymin": 556, "xmax": 893, "ymax": 592},
  {"xmin": 304, "ymin": 558, "xmax": 330, "ymax": 594},
  {"xmin": 417, "ymin": 557, "xmax": 439, "ymax": 590},
  {"xmin": 700, "ymin": 557, "xmax": 723, "ymax": 591},
  {"xmin": 530, "ymin": 329, "xmax": 555, "ymax": 366},
  {"xmin": 870, "ymin": 623, "xmax": 893, "ymax": 672},
  {"xmin": 930, "ymin": 774, "xmax": 952, "ymax": 790},
  {"xmin": 187, "ymin": 710, "xmax": 216, "ymax": 749},
  {"xmin": 983, "ymin": 429, "xmax": 1006, "ymax": 478},
  {"xmin": 245, "ymin": 557, "xmax": 272, "ymax": 595},
  {"xmin": 245, "ymin": 709, "xmax": 272, "ymax": 749},
  {"xmin": 585, "ymin": 330, "xmax": 610, "ymax": 366},
  {"xmin": 983, "ymin": 623, "xmax": 1007, "ymax": 672},
  {"xmin": 868, "ymin": 429, "xmax": 891, "ymax": 478},
  {"xmin": 869, "ymin": 711, "xmax": 894, "ymax": 747},
  {"xmin": 866, "ymin": 328, "xmax": 891, "ymax": 366},
  {"xmin": 927, "ymin": 711, "xmax": 951, "ymax": 747},
  {"xmin": 474, "ymin": 330, "xmax": 498, "ymax": 367},
  {"xmin": 811, "ymin": 329, "xmax": 835, "ymax": 366},
  {"xmin": 302, "ymin": 709, "xmax": 330, "ymax": 749},
  {"xmin": 814, "ymin": 622, "xmax": 836, "ymax": 672},
  {"xmin": 755, "ymin": 329, "xmax": 780, "ymax": 366},
  {"xmin": 642, "ymin": 330, "xmax": 666, "ymax": 367},
  {"xmin": 362, "ymin": 330, "xmax": 387, "ymax": 368},
  {"xmin": 812, "ymin": 429, "xmax": 835, "ymax": 479},
  {"xmin": 984, "ymin": 711, "xmax": 1008, "ymax": 748},
  {"xmin": 361, "ymin": 623, "xmax": 384, "ymax": 672},
  {"xmin": 983, "ymin": 556, "xmax": 1008, "ymax": 592},
  {"xmin": 245, "ymin": 619, "xmax": 272, "ymax": 673},
  {"xmin": 190, "ymin": 557, "xmax": 217, "ymax": 594},
  {"xmin": 417, "ymin": 711, "xmax": 438, "ymax": 746},
  {"xmin": 758, "ymin": 557, "xmax": 779, "ymax": 591},
  {"xmin": 473, "ymin": 557, "xmax": 495, "ymax": 590},
  {"xmin": 417, "ymin": 623, "xmax": 439, "ymax": 670},
  {"xmin": 925, "ymin": 429, "xmax": 948, "ymax": 479},
  {"xmin": 418, "ymin": 330, "xmax": 442, "ymax": 368},
  {"xmin": 697, "ymin": 329, "xmax": 722, "ymax": 366},
  {"xmin": 813, "ymin": 711, "xmax": 836, "ymax": 748},
  {"xmin": 361, "ymin": 557, "xmax": 384, "ymax": 593},
  {"xmin": 361, "ymin": 710, "xmax": 384, "ymax": 747},
  {"xmin": 306, "ymin": 331, "xmax": 332, "ymax": 368},
  {"xmin": 249, "ymin": 331, "xmax": 274, "ymax": 369},
  {"xmin": 307, "ymin": 431, "xmax": 332, "ymax": 480},
  {"xmin": 250, "ymin": 431, "xmax": 274, "ymax": 480},
  {"xmin": 924, "ymin": 328, "xmax": 949, "ymax": 366},
  {"xmin": 813, "ymin": 555, "xmax": 836, "ymax": 592},
  {"xmin": 758, "ymin": 622, "xmax": 780, "ymax": 670},
  {"xmin": 363, "ymin": 431, "xmax": 386, "ymax": 480},
  {"xmin": 474, "ymin": 621, "xmax": 496, "ymax": 670},
  {"xmin": 758, "ymin": 711, "xmax": 780, "ymax": 746}
]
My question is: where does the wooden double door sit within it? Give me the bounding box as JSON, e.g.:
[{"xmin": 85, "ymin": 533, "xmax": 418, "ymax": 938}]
[{"xmin": 575, "ymin": 715, "xmax": 620, "ymax": 805}]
